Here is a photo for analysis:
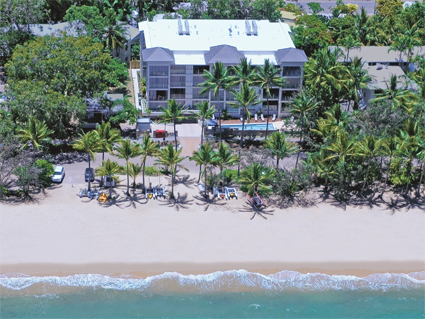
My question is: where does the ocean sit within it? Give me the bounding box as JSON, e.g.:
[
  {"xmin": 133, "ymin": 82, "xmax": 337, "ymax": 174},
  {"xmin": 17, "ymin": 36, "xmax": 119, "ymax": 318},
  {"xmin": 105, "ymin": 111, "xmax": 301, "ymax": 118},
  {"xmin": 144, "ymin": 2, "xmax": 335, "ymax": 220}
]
[{"xmin": 1, "ymin": 270, "xmax": 424, "ymax": 318}]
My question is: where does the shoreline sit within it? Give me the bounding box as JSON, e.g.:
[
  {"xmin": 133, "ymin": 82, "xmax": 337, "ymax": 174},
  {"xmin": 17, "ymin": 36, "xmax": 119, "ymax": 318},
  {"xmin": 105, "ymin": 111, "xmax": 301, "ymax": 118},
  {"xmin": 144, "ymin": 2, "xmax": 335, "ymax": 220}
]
[{"xmin": 1, "ymin": 261, "xmax": 425, "ymax": 278}]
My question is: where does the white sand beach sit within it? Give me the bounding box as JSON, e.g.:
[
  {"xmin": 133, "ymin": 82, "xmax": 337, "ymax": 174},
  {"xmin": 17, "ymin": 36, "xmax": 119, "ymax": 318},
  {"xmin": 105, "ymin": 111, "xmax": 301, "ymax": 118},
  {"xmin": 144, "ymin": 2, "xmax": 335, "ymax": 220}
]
[{"xmin": 1, "ymin": 173, "xmax": 424, "ymax": 278}]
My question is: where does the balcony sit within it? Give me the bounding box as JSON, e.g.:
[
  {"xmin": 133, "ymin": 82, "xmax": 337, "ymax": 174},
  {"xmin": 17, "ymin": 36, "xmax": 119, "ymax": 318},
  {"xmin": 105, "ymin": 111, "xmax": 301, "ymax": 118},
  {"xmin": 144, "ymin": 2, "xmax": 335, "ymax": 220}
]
[
  {"xmin": 170, "ymin": 82, "xmax": 186, "ymax": 87},
  {"xmin": 283, "ymin": 78, "xmax": 301, "ymax": 90},
  {"xmin": 149, "ymin": 96, "xmax": 168, "ymax": 101},
  {"xmin": 148, "ymin": 101, "xmax": 168, "ymax": 110},
  {"xmin": 193, "ymin": 75, "xmax": 206, "ymax": 86},
  {"xmin": 150, "ymin": 83, "xmax": 168, "ymax": 89},
  {"xmin": 170, "ymin": 94, "xmax": 185, "ymax": 99}
]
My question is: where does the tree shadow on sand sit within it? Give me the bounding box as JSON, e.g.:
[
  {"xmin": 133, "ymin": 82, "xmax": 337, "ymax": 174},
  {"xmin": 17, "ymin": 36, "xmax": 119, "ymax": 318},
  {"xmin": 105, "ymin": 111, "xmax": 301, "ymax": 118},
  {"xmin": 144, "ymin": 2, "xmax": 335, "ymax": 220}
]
[
  {"xmin": 80, "ymin": 187, "xmax": 149, "ymax": 209},
  {"xmin": 318, "ymin": 187, "xmax": 425, "ymax": 213},
  {"xmin": 193, "ymin": 194, "xmax": 227, "ymax": 211},
  {"xmin": 159, "ymin": 192, "xmax": 193, "ymax": 211},
  {"xmin": 237, "ymin": 201, "xmax": 275, "ymax": 220},
  {"xmin": 174, "ymin": 174, "xmax": 197, "ymax": 189}
]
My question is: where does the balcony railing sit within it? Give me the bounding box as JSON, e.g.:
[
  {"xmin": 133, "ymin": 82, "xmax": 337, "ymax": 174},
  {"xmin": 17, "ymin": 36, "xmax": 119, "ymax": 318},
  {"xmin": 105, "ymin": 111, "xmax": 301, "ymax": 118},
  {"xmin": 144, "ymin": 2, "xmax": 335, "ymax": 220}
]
[
  {"xmin": 149, "ymin": 96, "xmax": 168, "ymax": 101},
  {"xmin": 170, "ymin": 82, "xmax": 186, "ymax": 87},
  {"xmin": 193, "ymin": 75, "xmax": 206, "ymax": 86},
  {"xmin": 150, "ymin": 83, "xmax": 168, "ymax": 89},
  {"xmin": 148, "ymin": 101, "xmax": 168, "ymax": 110},
  {"xmin": 170, "ymin": 94, "xmax": 185, "ymax": 99}
]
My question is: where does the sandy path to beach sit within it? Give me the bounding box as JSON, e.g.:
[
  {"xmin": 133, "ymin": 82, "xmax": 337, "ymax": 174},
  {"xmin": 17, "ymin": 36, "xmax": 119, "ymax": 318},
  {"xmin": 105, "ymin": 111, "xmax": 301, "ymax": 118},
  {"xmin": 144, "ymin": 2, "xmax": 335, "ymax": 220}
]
[{"xmin": 1, "ymin": 173, "xmax": 424, "ymax": 277}]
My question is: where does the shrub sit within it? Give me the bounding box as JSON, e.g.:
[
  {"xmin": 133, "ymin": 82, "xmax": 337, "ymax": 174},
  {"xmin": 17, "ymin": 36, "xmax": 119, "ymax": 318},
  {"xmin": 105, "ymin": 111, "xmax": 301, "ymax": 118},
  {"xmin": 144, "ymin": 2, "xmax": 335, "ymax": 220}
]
[
  {"xmin": 144, "ymin": 166, "xmax": 160, "ymax": 176},
  {"xmin": 35, "ymin": 159, "xmax": 55, "ymax": 187}
]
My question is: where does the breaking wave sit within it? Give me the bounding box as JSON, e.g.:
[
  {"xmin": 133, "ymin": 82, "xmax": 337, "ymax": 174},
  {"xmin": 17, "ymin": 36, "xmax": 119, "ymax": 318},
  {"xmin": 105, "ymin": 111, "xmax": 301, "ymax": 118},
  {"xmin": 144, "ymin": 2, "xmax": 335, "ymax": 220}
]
[{"xmin": 1, "ymin": 270, "xmax": 424, "ymax": 293}]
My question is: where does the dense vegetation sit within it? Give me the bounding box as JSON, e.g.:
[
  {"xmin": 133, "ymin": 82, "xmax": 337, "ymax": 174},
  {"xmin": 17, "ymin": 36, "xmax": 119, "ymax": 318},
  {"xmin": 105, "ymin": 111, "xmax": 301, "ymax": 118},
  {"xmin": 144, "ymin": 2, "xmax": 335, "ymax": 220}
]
[{"xmin": 0, "ymin": 0, "xmax": 424, "ymax": 205}]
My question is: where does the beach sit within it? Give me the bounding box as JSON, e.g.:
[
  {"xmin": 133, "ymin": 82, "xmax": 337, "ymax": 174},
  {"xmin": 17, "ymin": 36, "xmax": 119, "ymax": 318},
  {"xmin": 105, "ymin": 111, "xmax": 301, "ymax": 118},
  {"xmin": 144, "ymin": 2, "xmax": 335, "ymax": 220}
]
[{"xmin": 1, "ymin": 175, "xmax": 424, "ymax": 278}]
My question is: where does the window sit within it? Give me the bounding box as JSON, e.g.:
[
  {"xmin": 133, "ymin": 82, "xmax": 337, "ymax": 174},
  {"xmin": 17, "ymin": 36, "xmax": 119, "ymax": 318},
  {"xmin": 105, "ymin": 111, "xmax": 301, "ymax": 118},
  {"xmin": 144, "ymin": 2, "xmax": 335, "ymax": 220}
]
[
  {"xmin": 193, "ymin": 65, "xmax": 209, "ymax": 75},
  {"xmin": 149, "ymin": 66, "xmax": 168, "ymax": 76},
  {"xmin": 170, "ymin": 75, "xmax": 186, "ymax": 87},
  {"xmin": 149, "ymin": 90, "xmax": 168, "ymax": 101},
  {"xmin": 282, "ymin": 67, "xmax": 301, "ymax": 77},
  {"xmin": 171, "ymin": 65, "xmax": 186, "ymax": 74},
  {"xmin": 284, "ymin": 78, "xmax": 300, "ymax": 89},
  {"xmin": 149, "ymin": 78, "xmax": 168, "ymax": 89},
  {"xmin": 170, "ymin": 88, "xmax": 185, "ymax": 99},
  {"xmin": 192, "ymin": 88, "xmax": 209, "ymax": 99}
]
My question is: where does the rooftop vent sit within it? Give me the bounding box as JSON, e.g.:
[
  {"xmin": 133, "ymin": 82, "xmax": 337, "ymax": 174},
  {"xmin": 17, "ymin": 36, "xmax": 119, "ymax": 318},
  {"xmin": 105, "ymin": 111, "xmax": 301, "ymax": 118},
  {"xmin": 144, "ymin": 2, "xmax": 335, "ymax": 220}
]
[
  {"xmin": 245, "ymin": 20, "xmax": 252, "ymax": 35},
  {"xmin": 178, "ymin": 19, "xmax": 183, "ymax": 35},
  {"xmin": 251, "ymin": 21, "xmax": 258, "ymax": 35},
  {"xmin": 184, "ymin": 20, "xmax": 190, "ymax": 35}
]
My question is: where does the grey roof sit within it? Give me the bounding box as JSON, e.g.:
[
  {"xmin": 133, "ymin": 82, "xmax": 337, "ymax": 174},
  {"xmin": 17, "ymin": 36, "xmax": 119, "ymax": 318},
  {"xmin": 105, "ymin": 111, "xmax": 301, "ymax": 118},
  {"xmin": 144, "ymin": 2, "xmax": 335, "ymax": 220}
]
[
  {"xmin": 142, "ymin": 47, "xmax": 175, "ymax": 62},
  {"xmin": 204, "ymin": 45, "xmax": 245, "ymax": 64},
  {"xmin": 0, "ymin": 22, "xmax": 85, "ymax": 38},
  {"xmin": 367, "ymin": 65, "xmax": 417, "ymax": 91},
  {"xmin": 329, "ymin": 46, "xmax": 425, "ymax": 63},
  {"xmin": 119, "ymin": 22, "xmax": 140, "ymax": 43},
  {"xmin": 275, "ymin": 48, "xmax": 308, "ymax": 63}
]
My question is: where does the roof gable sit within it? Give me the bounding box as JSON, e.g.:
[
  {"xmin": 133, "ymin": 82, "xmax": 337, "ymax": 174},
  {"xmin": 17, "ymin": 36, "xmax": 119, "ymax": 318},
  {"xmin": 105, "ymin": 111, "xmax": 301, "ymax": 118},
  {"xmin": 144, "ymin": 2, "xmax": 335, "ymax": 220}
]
[
  {"xmin": 275, "ymin": 48, "xmax": 308, "ymax": 63},
  {"xmin": 204, "ymin": 45, "xmax": 245, "ymax": 64},
  {"xmin": 142, "ymin": 47, "xmax": 175, "ymax": 62}
]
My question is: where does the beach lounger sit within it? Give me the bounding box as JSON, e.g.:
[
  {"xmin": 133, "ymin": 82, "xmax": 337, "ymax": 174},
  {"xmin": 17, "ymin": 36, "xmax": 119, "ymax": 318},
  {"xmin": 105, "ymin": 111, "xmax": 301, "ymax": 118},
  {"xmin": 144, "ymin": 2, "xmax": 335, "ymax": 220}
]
[
  {"xmin": 254, "ymin": 114, "xmax": 258, "ymax": 122},
  {"xmin": 213, "ymin": 187, "xmax": 227, "ymax": 199},
  {"xmin": 247, "ymin": 192, "xmax": 266, "ymax": 208},
  {"xmin": 272, "ymin": 114, "xmax": 276, "ymax": 122},
  {"xmin": 224, "ymin": 187, "xmax": 238, "ymax": 200},
  {"xmin": 145, "ymin": 185, "xmax": 156, "ymax": 199},
  {"xmin": 198, "ymin": 183, "xmax": 206, "ymax": 192},
  {"xmin": 154, "ymin": 185, "xmax": 166, "ymax": 198},
  {"xmin": 260, "ymin": 114, "xmax": 265, "ymax": 122}
]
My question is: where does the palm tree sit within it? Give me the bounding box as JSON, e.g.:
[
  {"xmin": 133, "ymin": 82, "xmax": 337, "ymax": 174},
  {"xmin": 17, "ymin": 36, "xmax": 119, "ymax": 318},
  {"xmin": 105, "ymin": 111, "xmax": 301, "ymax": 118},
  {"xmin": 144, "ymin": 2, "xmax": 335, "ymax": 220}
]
[
  {"xmin": 355, "ymin": 7, "xmax": 369, "ymax": 45},
  {"xmin": 230, "ymin": 83, "xmax": 262, "ymax": 147},
  {"xmin": 290, "ymin": 92, "xmax": 319, "ymax": 168},
  {"xmin": 114, "ymin": 139, "xmax": 142, "ymax": 195},
  {"xmin": 370, "ymin": 75, "xmax": 418, "ymax": 114},
  {"xmin": 380, "ymin": 135, "xmax": 399, "ymax": 195},
  {"xmin": 337, "ymin": 35, "xmax": 362, "ymax": 61},
  {"xmin": 156, "ymin": 144, "xmax": 187, "ymax": 198},
  {"xmin": 128, "ymin": 162, "xmax": 142, "ymax": 188},
  {"xmin": 198, "ymin": 62, "xmax": 232, "ymax": 143},
  {"xmin": 357, "ymin": 135, "xmax": 382, "ymax": 195},
  {"xmin": 73, "ymin": 130, "xmax": 101, "ymax": 191},
  {"xmin": 231, "ymin": 58, "xmax": 257, "ymax": 86},
  {"xmin": 212, "ymin": 142, "xmax": 239, "ymax": 187},
  {"xmin": 325, "ymin": 131, "xmax": 358, "ymax": 193},
  {"xmin": 160, "ymin": 99, "xmax": 186, "ymax": 151},
  {"xmin": 264, "ymin": 132, "xmax": 297, "ymax": 169},
  {"xmin": 192, "ymin": 101, "xmax": 216, "ymax": 145},
  {"xmin": 17, "ymin": 116, "xmax": 53, "ymax": 151},
  {"xmin": 416, "ymin": 133, "xmax": 425, "ymax": 196},
  {"xmin": 96, "ymin": 122, "xmax": 122, "ymax": 161},
  {"xmin": 95, "ymin": 159, "xmax": 122, "ymax": 199},
  {"xmin": 252, "ymin": 59, "xmax": 284, "ymax": 139},
  {"xmin": 346, "ymin": 57, "xmax": 371, "ymax": 110},
  {"xmin": 140, "ymin": 133, "xmax": 159, "ymax": 189},
  {"xmin": 101, "ymin": 10, "xmax": 127, "ymax": 55},
  {"xmin": 388, "ymin": 24, "xmax": 422, "ymax": 67},
  {"xmin": 397, "ymin": 130, "xmax": 419, "ymax": 194},
  {"xmin": 239, "ymin": 163, "xmax": 275, "ymax": 196},
  {"xmin": 190, "ymin": 143, "xmax": 215, "ymax": 196},
  {"xmin": 314, "ymin": 104, "xmax": 352, "ymax": 138}
]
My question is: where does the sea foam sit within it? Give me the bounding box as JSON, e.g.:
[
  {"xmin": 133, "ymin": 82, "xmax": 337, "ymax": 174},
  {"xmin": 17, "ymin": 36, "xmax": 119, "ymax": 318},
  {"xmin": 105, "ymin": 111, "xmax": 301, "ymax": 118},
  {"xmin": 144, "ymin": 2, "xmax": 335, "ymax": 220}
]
[{"xmin": 0, "ymin": 270, "xmax": 424, "ymax": 292}]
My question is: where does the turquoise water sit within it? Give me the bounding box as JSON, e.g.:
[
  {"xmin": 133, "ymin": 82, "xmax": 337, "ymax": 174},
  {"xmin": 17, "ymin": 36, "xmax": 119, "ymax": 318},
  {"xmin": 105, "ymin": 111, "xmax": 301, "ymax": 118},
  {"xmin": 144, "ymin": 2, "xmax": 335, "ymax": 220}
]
[
  {"xmin": 221, "ymin": 124, "xmax": 275, "ymax": 131},
  {"xmin": 1, "ymin": 271, "xmax": 424, "ymax": 318}
]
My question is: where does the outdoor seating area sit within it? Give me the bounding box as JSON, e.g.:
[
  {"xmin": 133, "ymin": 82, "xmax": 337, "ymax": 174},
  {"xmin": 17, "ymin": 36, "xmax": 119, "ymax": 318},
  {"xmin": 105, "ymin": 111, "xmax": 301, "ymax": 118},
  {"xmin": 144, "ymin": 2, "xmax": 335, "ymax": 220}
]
[
  {"xmin": 145, "ymin": 184, "xmax": 167, "ymax": 200},
  {"xmin": 247, "ymin": 192, "xmax": 266, "ymax": 208}
]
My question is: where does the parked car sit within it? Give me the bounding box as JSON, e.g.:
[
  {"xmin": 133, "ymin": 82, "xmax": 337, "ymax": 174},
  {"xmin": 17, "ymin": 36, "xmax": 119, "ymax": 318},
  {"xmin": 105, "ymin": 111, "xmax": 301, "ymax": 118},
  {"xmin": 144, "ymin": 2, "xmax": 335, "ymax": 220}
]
[
  {"xmin": 51, "ymin": 166, "xmax": 65, "ymax": 183},
  {"xmin": 85, "ymin": 168, "xmax": 95, "ymax": 182},
  {"xmin": 104, "ymin": 175, "xmax": 116, "ymax": 187}
]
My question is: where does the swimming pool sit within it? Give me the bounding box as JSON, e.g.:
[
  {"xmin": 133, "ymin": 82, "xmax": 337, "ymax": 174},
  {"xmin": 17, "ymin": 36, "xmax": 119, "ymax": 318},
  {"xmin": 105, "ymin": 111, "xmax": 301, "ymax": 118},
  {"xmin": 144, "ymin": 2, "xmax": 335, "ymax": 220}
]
[{"xmin": 221, "ymin": 123, "xmax": 275, "ymax": 131}]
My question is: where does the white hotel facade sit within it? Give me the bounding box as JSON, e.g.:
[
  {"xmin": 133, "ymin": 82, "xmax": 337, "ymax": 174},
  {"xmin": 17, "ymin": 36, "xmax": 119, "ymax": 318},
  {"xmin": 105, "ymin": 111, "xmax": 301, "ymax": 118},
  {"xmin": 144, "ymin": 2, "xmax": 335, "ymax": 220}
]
[{"xmin": 138, "ymin": 19, "xmax": 308, "ymax": 117}]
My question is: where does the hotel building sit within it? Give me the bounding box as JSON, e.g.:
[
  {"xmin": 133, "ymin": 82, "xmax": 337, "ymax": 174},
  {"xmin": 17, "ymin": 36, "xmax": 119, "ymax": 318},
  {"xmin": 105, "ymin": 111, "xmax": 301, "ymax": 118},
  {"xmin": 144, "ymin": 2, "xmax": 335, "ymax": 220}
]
[{"xmin": 138, "ymin": 19, "xmax": 308, "ymax": 117}]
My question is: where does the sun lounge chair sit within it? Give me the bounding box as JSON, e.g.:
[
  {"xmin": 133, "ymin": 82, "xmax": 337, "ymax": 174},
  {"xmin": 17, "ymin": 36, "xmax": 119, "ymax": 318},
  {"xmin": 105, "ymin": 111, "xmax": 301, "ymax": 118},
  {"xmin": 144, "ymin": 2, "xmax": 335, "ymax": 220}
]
[
  {"xmin": 260, "ymin": 114, "xmax": 265, "ymax": 122},
  {"xmin": 213, "ymin": 187, "xmax": 227, "ymax": 199},
  {"xmin": 272, "ymin": 114, "xmax": 276, "ymax": 122},
  {"xmin": 254, "ymin": 114, "xmax": 258, "ymax": 122},
  {"xmin": 224, "ymin": 187, "xmax": 238, "ymax": 200},
  {"xmin": 247, "ymin": 192, "xmax": 266, "ymax": 208}
]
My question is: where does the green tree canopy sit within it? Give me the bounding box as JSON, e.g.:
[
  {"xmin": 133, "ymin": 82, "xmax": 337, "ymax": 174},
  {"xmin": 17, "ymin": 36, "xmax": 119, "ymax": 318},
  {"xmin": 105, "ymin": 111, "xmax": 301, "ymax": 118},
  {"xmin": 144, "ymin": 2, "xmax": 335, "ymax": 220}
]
[{"xmin": 5, "ymin": 35, "xmax": 128, "ymax": 97}]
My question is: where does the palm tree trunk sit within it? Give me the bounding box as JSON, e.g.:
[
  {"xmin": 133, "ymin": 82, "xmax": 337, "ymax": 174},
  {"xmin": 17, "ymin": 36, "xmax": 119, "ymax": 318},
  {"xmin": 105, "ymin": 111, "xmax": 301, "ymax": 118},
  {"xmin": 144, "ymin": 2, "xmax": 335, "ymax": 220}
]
[
  {"xmin": 265, "ymin": 96, "xmax": 270, "ymax": 140},
  {"xmin": 102, "ymin": 152, "xmax": 105, "ymax": 161},
  {"xmin": 418, "ymin": 160, "xmax": 425, "ymax": 196},
  {"xmin": 204, "ymin": 166, "xmax": 207, "ymax": 197},
  {"xmin": 295, "ymin": 116, "xmax": 304, "ymax": 169},
  {"xmin": 381, "ymin": 157, "xmax": 392, "ymax": 197},
  {"xmin": 219, "ymin": 108, "xmax": 222, "ymax": 144},
  {"xmin": 171, "ymin": 170, "xmax": 174, "ymax": 198},
  {"xmin": 201, "ymin": 121, "xmax": 204, "ymax": 145},
  {"xmin": 276, "ymin": 157, "xmax": 279, "ymax": 169},
  {"xmin": 109, "ymin": 183, "xmax": 112, "ymax": 201},
  {"xmin": 88, "ymin": 153, "xmax": 91, "ymax": 191},
  {"xmin": 198, "ymin": 164, "xmax": 202, "ymax": 183},
  {"xmin": 361, "ymin": 159, "xmax": 370, "ymax": 195},
  {"xmin": 173, "ymin": 121, "xmax": 178, "ymax": 151},
  {"xmin": 240, "ymin": 109, "xmax": 245, "ymax": 148},
  {"xmin": 142, "ymin": 161, "xmax": 146, "ymax": 190},
  {"xmin": 126, "ymin": 162, "xmax": 130, "ymax": 195}
]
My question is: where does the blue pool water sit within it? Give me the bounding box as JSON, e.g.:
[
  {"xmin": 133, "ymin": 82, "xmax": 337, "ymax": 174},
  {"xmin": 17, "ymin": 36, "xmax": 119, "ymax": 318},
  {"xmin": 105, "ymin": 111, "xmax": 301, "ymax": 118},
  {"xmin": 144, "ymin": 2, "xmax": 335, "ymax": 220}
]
[
  {"xmin": 1, "ymin": 270, "xmax": 424, "ymax": 318},
  {"xmin": 221, "ymin": 123, "xmax": 275, "ymax": 131}
]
